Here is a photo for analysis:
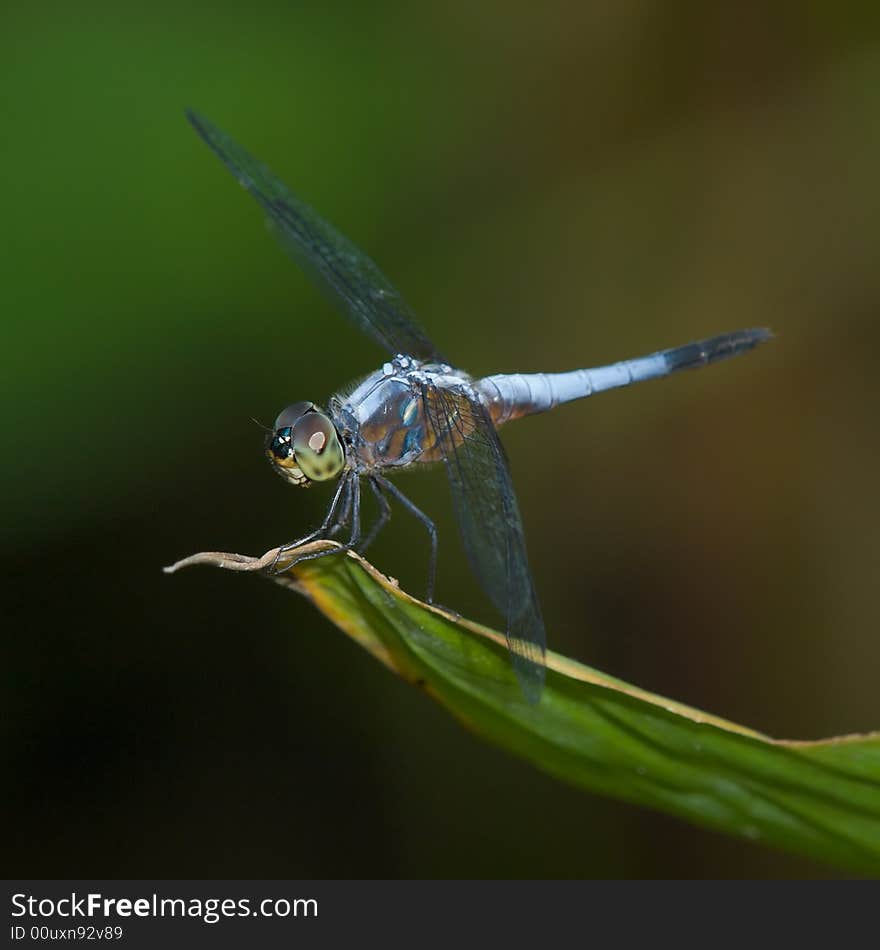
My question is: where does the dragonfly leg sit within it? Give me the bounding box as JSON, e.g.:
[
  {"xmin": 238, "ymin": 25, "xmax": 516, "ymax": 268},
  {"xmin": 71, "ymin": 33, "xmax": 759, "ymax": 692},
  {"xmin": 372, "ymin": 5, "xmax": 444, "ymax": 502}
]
[
  {"xmin": 374, "ymin": 475, "xmax": 437, "ymax": 603},
  {"xmin": 269, "ymin": 473, "xmax": 351, "ymax": 574},
  {"xmin": 327, "ymin": 479, "xmax": 354, "ymax": 538},
  {"xmin": 279, "ymin": 476, "xmax": 362, "ymax": 573},
  {"xmin": 357, "ymin": 477, "xmax": 392, "ymax": 554}
]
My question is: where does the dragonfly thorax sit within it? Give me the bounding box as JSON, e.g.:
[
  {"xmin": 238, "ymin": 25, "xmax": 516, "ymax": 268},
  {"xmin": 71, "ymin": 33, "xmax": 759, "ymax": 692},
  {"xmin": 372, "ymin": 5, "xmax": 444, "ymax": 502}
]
[{"xmin": 267, "ymin": 401, "xmax": 345, "ymax": 486}]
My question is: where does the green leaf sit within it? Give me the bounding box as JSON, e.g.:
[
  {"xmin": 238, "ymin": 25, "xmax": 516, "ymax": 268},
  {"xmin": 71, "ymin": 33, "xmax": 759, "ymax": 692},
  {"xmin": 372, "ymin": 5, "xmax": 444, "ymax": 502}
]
[{"xmin": 165, "ymin": 542, "xmax": 880, "ymax": 873}]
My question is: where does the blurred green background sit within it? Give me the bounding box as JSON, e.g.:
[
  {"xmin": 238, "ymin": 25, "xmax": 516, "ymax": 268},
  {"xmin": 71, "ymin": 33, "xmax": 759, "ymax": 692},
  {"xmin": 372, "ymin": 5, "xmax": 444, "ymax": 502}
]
[{"xmin": 4, "ymin": 2, "xmax": 880, "ymax": 878}]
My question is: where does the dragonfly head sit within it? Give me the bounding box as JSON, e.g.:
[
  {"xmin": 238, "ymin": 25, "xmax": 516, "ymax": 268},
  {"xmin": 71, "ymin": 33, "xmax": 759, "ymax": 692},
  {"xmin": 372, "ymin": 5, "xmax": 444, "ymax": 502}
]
[{"xmin": 267, "ymin": 401, "xmax": 345, "ymax": 486}]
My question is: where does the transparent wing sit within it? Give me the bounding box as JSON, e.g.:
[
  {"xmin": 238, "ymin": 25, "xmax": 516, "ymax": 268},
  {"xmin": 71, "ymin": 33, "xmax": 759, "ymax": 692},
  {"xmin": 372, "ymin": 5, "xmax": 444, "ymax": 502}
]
[
  {"xmin": 187, "ymin": 110, "xmax": 443, "ymax": 361},
  {"xmin": 422, "ymin": 382, "xmax": 546, "ymax": 702}
]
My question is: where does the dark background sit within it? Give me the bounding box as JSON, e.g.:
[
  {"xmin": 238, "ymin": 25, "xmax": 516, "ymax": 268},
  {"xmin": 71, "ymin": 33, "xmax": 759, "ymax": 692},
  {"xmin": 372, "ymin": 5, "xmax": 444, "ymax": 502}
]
[{"xmin": 4, "ymin": 3, "xmax": 880, "ymax": 878}]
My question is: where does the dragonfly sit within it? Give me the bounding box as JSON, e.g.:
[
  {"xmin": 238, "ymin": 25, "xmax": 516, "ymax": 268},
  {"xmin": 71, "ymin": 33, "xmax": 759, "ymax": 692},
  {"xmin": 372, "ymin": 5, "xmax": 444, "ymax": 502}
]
[{"xmin": 187, "ymin": 110, "xmax": 771, "ymax": 703}]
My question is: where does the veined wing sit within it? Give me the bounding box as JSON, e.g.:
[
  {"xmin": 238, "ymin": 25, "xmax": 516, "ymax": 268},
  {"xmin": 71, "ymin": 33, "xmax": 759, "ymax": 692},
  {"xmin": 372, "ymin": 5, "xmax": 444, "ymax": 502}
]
[
  {"xmin": 186, "ymin": 111, "xmax": 443, "ymax": 361},
  {"xmin": 422, "ymin": 382, "xmax": 546, "ymax": 702}
]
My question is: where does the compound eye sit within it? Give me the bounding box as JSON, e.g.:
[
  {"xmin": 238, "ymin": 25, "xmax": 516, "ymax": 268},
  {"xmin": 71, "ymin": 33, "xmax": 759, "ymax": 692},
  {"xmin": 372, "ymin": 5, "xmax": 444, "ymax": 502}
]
[
  {"xmin": 273, "ymin": 401, "xmax": 315, "ymax": 431},
  {"xmin": 291, "ymin": 411, "xmax": 344, "ymax": 482}
]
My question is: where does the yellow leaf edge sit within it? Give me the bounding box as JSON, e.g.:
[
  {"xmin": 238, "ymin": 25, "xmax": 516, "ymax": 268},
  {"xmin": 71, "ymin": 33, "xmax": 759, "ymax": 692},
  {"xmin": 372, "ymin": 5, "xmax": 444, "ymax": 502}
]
[{"xmin": 165, "ymin": 541, "xmax": 879, "ymax": 750}]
